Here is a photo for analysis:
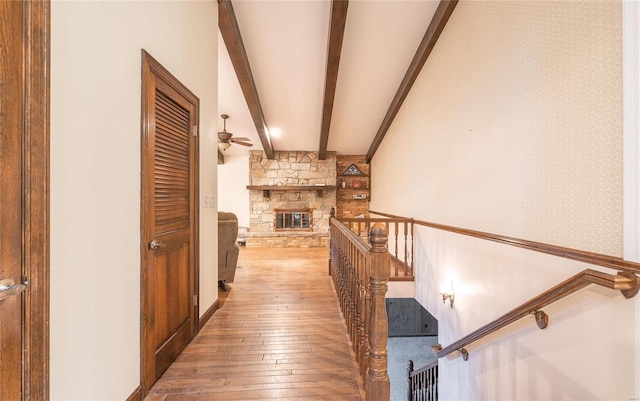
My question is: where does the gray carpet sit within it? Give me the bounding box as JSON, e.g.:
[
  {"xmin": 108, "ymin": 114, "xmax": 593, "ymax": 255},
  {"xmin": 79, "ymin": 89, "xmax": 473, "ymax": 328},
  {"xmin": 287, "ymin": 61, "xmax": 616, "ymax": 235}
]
[{"xmin": 388, "ymin": 336, "xmax": 439, "ymax": 401}]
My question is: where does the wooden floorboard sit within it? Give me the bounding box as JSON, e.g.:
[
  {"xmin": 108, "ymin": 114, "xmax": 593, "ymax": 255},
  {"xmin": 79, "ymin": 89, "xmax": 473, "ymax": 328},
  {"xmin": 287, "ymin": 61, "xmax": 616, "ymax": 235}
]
[{"xmin": 145, "ymin": 247, "xmax": 363, "ymax": 401}]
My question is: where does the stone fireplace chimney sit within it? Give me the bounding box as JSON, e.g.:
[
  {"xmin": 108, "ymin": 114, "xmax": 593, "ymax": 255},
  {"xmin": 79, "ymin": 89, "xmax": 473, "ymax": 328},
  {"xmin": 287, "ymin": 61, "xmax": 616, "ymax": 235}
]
[{"xmin": 246, "ymin": 151, "xmax": 337, "ymax": 247}]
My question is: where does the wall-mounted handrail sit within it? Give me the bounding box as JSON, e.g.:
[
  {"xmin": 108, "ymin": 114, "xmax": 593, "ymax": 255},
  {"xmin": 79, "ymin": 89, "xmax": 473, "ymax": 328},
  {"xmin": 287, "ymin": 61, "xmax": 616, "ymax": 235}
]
[
  {"xmin": 370, "ymin": 210, "xmax": 640, "ymax": 275},
  {"xmin": 431, "ymin": 269, "xmax": 640, "ymax": 360}
]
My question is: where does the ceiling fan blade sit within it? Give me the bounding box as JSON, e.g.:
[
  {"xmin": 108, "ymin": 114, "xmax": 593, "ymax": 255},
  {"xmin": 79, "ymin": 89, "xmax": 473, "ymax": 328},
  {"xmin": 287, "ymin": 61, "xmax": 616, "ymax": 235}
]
[
  {"xmin": 231, "ymin": 137, "xmax": 251, "ymax": 142},
  {"xmin": 232, "ymin": 141, "xmax": 254, "ymax": 147}
]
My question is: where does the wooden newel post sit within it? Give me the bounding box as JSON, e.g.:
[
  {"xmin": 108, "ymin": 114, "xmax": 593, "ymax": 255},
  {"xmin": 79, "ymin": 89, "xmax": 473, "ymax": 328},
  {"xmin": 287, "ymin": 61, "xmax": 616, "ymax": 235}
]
[{"xmin": 366, "ymin": 223, "xmax": 390, "ymax": 401}]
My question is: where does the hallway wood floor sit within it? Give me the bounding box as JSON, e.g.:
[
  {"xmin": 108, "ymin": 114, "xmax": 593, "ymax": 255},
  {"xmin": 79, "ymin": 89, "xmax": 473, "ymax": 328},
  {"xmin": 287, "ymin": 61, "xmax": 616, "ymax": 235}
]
[{"xmin": 145, "ymin": 247, "xmax": 363, "ymax": 401}]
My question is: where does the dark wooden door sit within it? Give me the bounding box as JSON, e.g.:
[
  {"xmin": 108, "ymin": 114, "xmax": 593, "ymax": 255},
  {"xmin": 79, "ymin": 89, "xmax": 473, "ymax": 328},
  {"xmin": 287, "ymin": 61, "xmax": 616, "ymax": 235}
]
[
  {"xmin": 141, "ymin": 51, "xmax": 200, "ymax": 393},
  {"xmin": 0, "ymin": 2, "xmax": 27, "ymax": 397},
  {"xmin": 1, "ymin": 2, "xmax": 49, "ymax": 399}
]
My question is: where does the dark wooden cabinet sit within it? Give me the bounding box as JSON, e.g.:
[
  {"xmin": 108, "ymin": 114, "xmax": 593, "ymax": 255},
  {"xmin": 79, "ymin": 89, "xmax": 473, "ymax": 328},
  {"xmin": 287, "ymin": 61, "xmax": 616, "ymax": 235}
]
[{"xmin": 386, "ymin": 298, "xmax": 438, "ymax": 337}]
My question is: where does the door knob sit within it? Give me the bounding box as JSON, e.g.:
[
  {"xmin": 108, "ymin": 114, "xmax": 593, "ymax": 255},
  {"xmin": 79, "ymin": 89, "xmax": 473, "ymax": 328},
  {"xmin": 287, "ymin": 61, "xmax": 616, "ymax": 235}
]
[
  {"xmin": 149, "ymin": 239, "xmax": 165, "ymax": 250},
  {"xmin": 0, "ymin": 278, "xmax": 26, "ymax": 302}
]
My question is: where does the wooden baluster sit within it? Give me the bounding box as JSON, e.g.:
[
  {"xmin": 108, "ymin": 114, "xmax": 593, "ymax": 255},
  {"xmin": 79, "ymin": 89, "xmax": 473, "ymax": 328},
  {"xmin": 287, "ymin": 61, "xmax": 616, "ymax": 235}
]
[
  {"xmin": 362, "ymin": 252, "xmax": 371, "ymax": 381},
  {"xmin": 365, "ymin": 223, "xmax": 390, "ymax": 401},
  {"xmin": 339, "ymin": 235, "xmax": 347, "ymax": 315},
  {"xmin": 393, "ymin": 221, "xmax": 398, "ymax": 277},
  {"xmin": 403, "ymin": 221, "xmax": 408, "ymax": 276},
  {"xmin": 410, "ymin": 220, "xmax": 414, "ymax": 277},
  {"xmin": 351, "ymin": 246, "xmax": 358, "ymax": 350},
  {"xmin": 358, "ymin": 253, "xmax": 367, "ymax": 376},
  {"xmin": 348, "ymin": 250, "xmax": 356, "ymax": 349},
  {"xmin": 356, "ymin": 258, "xmax": 362, "ymax": 359},
  {"xmin": 351, "ymin": 246, "xmax": 358, "ymax": 349},
  {"xmin": 345, "ymin": 244, "xmax": 353, "ymax": 338}
]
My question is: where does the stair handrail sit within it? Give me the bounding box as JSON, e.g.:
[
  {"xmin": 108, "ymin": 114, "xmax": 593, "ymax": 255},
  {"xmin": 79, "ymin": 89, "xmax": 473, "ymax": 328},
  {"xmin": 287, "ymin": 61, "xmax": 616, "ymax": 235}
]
[
  {"xmin": 370, "ymin": 210, "xmax": 640, "ymax": 276},
  {"xmin": 431, "ymin": 268, "xmax": 640, "ymax": 360},
  {"xmin": 408, "ymin": 359, "xmax": 438, "ymax": 378}
]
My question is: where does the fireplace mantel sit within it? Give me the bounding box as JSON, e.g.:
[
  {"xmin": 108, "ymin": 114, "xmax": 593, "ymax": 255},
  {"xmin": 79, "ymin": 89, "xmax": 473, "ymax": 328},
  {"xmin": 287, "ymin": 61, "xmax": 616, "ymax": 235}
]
[{"xmin": 246, "ymin": 185, "xmax": 337, "ymax": 198}]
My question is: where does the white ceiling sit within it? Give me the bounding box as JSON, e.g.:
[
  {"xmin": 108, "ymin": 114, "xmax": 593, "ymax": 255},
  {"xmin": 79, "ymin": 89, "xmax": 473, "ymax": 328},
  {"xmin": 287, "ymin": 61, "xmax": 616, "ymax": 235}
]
[{"xmin": 217, "ymin": 0, "xmax": 440, "ymax": 157}]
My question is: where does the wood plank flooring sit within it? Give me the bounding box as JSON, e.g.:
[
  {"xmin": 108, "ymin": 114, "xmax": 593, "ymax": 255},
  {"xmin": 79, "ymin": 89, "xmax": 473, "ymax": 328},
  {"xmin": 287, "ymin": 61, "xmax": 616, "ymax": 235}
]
[{"xmin": 145, "ymin": 247, "xmax": 364, "ymax": 400}]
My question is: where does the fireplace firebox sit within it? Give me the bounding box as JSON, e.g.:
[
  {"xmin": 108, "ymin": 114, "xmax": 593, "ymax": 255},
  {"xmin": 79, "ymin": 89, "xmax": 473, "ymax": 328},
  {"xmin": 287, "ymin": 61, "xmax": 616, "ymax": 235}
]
[{"xmin": 274, "ymin": 208, "xmax": 312, "ymax": 231}]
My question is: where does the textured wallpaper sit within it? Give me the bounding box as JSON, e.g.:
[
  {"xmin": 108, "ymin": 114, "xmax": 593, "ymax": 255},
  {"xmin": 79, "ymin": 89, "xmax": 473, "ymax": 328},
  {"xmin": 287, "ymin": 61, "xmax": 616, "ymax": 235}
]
[{"xmin": 371, "ymin": 0, "xmax": 623, "ymax": 256}]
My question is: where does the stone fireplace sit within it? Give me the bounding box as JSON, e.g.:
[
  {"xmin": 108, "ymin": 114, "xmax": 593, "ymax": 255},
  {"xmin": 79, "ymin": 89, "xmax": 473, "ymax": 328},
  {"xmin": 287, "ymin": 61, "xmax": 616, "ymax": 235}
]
[{"xmin": 246, "ymin": 150, "xmax": 337, "ymax": 247}]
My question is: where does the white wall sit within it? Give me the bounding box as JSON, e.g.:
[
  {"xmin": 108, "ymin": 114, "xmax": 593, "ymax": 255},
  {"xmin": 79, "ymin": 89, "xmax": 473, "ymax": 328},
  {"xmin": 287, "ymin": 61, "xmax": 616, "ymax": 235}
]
[
  {"xmin": 218, "ymin": 154, "xmax": 251, "ymax": 228},
  {"xmin": 50, "ymin": 2, "xmax": 217, "ymax": 399},
  {"xmin": 623, "ymin": 1, "xmax": 640, "ymax": 397},
  {"xmin": 372, "ymin": 0, "xmax": 623, "ymax": 257},
  {"xmin": 413, "ymin": 226, "xmax": 634, "ymax": 400},
  {"xmin": 370, "ymin": 1, "xmax": 636, "ymax": 399}
]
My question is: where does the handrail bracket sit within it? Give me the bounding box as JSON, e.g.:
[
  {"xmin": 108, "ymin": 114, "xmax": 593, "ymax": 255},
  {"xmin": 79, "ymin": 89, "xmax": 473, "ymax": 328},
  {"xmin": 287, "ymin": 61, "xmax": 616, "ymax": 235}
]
[
  {"xmin": 617, "ymin": 272, "xmax": 640, "ymax": 298},
  {"xmin": 458, "ymin": 348, "xmax": 469, "ymax": 361},
  {"xmin": 532, "ymin": 310, "xmax": 549, "ymax": 329}
]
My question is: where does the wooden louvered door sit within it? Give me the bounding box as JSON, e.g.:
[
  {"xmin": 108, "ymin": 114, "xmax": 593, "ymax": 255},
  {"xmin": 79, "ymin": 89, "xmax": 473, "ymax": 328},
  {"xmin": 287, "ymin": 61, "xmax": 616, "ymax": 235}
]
[{"xmin": 141, "ymin": 50, "xmax": 199, "ymax": 393}]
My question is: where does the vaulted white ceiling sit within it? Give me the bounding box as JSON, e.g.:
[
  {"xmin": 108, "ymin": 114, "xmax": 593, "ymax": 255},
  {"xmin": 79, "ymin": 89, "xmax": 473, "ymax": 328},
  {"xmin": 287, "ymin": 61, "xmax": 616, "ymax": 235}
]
[{"xmin": 217, "ymin": 0, "xmax": 442, "ymax": 158}]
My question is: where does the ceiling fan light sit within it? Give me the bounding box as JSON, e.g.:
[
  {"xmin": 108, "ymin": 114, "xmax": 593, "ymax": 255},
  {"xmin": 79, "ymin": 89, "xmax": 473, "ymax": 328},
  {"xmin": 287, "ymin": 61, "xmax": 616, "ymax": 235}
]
[{"xmin": 219, "ymin": 142, "xmax": 231, "ymax": 150}]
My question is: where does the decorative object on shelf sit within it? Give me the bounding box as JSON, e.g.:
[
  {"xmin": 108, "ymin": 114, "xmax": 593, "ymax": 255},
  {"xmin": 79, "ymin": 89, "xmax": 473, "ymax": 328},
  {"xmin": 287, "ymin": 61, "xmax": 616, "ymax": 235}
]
[
  {"xmin": 343, "ymin": 164, "xmax": 363, "ymax": 175},
  {"xmin": 352, "ymin": 180, "xmax": 362, "ymax": 189},
  {"xmin": 341, "ymin": 179, "xmax": 346, "ymax": 188}
]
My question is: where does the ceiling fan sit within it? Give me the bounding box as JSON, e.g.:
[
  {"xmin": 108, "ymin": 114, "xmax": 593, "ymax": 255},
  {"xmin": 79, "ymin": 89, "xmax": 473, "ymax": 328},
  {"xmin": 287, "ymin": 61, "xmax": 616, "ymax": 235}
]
[{"xmin": 218, "ymin": 114, "xmax": 253, "ymax": 150}]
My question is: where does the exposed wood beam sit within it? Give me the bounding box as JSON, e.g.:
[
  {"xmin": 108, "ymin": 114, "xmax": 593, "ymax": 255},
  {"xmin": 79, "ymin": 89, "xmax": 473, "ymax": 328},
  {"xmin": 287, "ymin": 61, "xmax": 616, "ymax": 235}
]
[
  {"xmin": 218, "ymin": 0, "xmax": 275, "ymax": 159},
  {"xmin": 366, "ymin": 0, "xmax": 458, "ymax": 163},
  {"xmin": 318, "ymin": 0, "xmax": 349, "ymax": 160},
  {"xmin": 218, "ymin": 149, "xmax": 224, "ymax": 164}
]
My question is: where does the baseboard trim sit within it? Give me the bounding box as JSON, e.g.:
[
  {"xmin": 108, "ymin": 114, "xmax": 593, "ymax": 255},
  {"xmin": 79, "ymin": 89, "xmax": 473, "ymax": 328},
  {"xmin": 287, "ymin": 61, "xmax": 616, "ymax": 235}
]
[
  {"xmin": 126, "ymin": 386, "xmax": 143, "ymax": 401},
  {"xmin": 199, "ymin": 299, "xmax": 219, "ymax": 329}
]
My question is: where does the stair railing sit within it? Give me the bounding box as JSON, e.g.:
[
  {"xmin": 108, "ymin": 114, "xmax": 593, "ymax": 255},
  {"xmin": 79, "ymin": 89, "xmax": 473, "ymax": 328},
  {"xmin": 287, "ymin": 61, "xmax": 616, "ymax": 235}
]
[
  {"xmin": 407, "ymin": 360, "xmax": 438, "ymax": 401},
  {"xmin": 329, "ymin": 208, "xmax": 390, "ymax": 401},
  {"xmin": 339, "ymin": 216, "xmax": 414, "ymax": 278}
]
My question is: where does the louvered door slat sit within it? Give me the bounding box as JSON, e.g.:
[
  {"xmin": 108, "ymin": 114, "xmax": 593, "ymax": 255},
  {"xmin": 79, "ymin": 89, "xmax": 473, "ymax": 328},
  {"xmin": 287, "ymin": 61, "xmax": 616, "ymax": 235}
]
[
  {"xmin": 156, "ymin": 121, "xmax": 189, "ymax": 148},
  {"xmin": 157, "ymin": 93, "xmax": 189, "ymax": 124},
  {"xmin": 154, "ymin": 90, "xmax": 190, "ymax": 234}
]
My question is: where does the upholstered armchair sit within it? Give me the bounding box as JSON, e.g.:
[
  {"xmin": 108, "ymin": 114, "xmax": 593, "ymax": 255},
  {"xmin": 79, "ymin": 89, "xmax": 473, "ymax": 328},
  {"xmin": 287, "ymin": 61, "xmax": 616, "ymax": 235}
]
[{"xmin": 218, "ymin": 212, "xmax": 240, "ymax": 290}]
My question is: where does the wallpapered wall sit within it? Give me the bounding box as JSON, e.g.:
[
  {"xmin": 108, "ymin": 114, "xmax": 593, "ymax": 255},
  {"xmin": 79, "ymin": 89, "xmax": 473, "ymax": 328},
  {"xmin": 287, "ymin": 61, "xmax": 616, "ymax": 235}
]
[
  {"xmin": 371, "ymin": 0, "xmax": 623, "ymax": 256},
  {"xmin": 369, "ymin": 2, "xmax": 632, "ymax": 399}
]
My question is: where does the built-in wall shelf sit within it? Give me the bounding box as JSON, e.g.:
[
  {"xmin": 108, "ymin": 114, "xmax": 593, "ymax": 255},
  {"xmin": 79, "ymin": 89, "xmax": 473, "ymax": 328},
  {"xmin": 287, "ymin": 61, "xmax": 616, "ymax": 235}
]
[{"xmin": 246, "ymin": 185, "xmax": 337, "ymax": 198}]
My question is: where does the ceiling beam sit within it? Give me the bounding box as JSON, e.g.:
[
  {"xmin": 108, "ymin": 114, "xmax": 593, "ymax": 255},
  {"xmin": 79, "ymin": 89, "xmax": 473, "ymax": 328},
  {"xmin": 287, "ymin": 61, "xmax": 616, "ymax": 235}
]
[
  {"xmin": 366, "ymin": 0, "xmax": 458, "ymax": 163},
  {"xmin": 318, "ymin": 0, "xmax": 349, "ymax": 160},
  {"xmin": 218, "ymin": 0, "xmax": 275, "ymax": 159}
]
